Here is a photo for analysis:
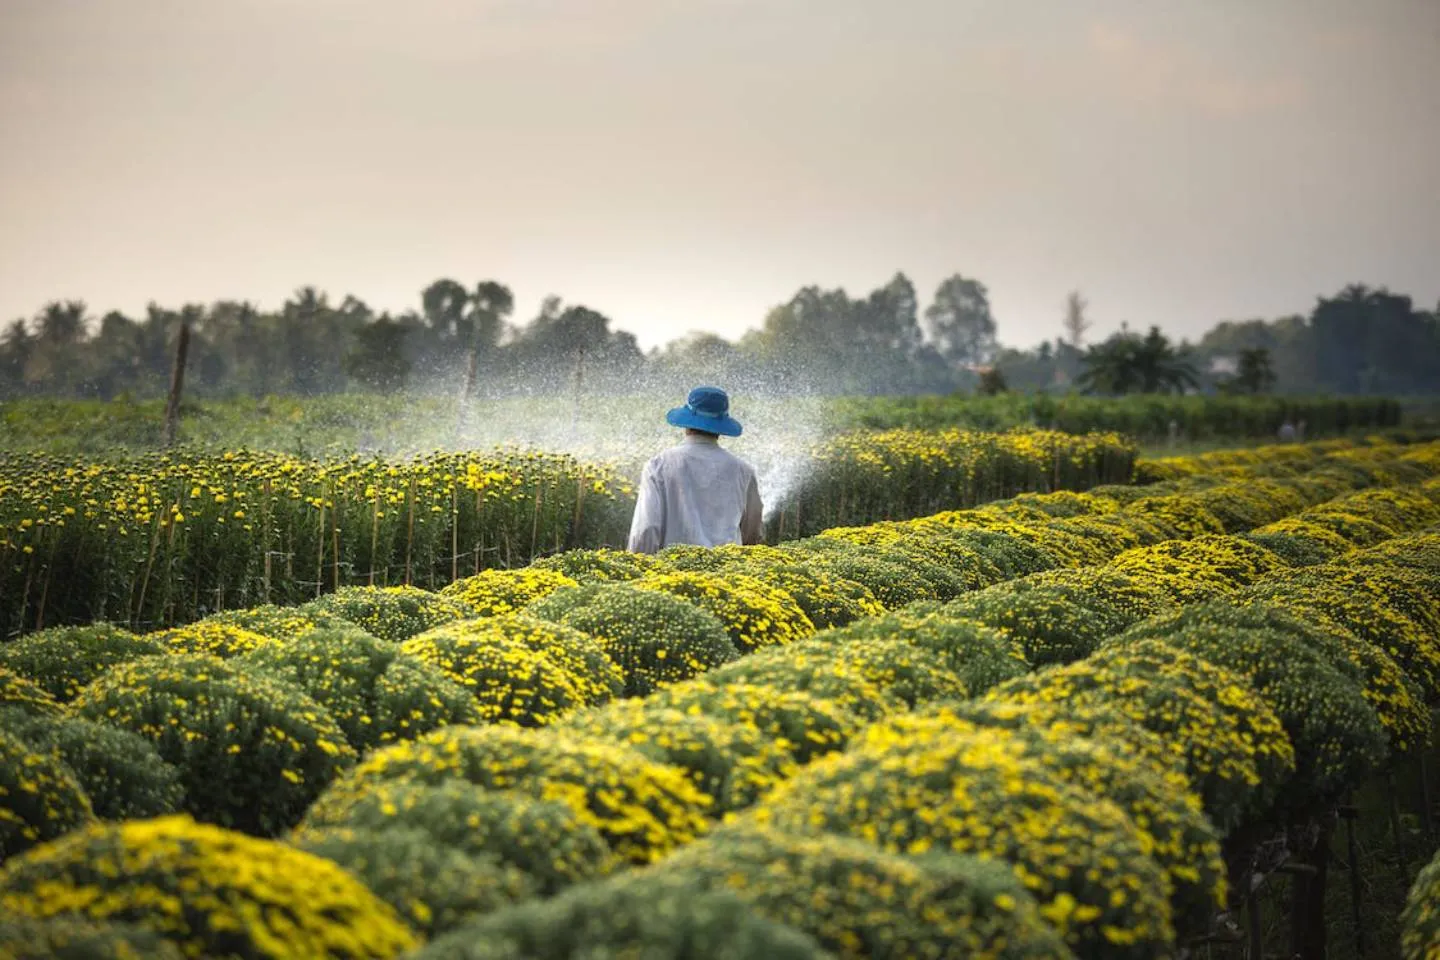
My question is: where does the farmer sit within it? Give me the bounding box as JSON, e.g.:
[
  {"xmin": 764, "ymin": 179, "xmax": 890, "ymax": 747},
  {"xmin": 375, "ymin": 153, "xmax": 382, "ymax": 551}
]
[{"xmin": 626, "ymin": 386, "xmax": 765, "ymax": 553}]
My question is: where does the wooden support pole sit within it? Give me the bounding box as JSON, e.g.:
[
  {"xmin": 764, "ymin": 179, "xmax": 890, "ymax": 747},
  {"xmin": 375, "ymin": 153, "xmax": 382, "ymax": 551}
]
[
  {"xmin": 1342, "ymin": 803, "xmax": 1367, "ymax": 958},
  {"xmin": 162, "ymin": 321, "xmax": 190, "ymax": 447}
]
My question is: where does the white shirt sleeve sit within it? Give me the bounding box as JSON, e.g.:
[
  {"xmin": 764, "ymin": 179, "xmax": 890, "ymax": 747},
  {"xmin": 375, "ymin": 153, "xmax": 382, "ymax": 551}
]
[{"xmin": 626, "ymin": 458, "xmax": 666, "ymax": 553}]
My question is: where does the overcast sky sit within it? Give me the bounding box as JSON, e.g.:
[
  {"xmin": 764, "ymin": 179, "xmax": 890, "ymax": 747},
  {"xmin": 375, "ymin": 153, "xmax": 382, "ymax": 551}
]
[{"xmin": 2, "ymin": 0, "xmax": 1438, "ymax": 350}]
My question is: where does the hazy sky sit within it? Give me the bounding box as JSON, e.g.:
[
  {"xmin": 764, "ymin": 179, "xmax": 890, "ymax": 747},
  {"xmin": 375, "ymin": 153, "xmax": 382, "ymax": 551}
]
[{"xmin": 2, "ymin": 0, "xmax": 1438, "ymax": 350}]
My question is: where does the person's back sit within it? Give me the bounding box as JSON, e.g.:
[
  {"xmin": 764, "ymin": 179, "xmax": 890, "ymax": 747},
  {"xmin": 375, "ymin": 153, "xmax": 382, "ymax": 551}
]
[{"xmin": 627, "ymin": 387, "xmax": 764, "ymax": 553}]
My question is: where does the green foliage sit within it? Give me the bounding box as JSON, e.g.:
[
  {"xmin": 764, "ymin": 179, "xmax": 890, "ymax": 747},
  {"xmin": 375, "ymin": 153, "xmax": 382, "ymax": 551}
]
[
  {"xmin": 943, "ymin": 582, "xmax": 1121, "ymax": 668},
  {"xmin": 709, "ymin": 637, "xmax": 963, "ymax": 712},
  {"xmin": 657, "ymin": 825, "xmax": 1072, "ymax": 959},
  {"xmin": 241, "ymin": 626, "xmax": 481, "ymax": 750},
  {"xmin": 0, "ymin": 624, "xmax": 160, "ymax": 703},
  {"xmin": 528, "ymin": 584, "xmax": 737, "ymax": 697},
  {"xmin": 631, "ymin": 571, "xmax": 815, "ymax": 652},
  {"xmin": 290, "ymin": 826, "xmax": 533, "ymax": 938},
  {"xmin": 301, "ymin": 585, "xmax": 475, "ymax": 643},
  {"xmin": 0, "ymin": 815, "xmax": 418, "ymax": 959},
  {"xmin": 532, "ymin": 548, "xmax": 661, "ymax": 583},
  {"xmin": 734, "ymin": 561, "xmax": 885, "ymax": 629},
  {"xmin": 0, "ymin": 915, "xmax": 185, "ymax": 960},
  {"xmin": 0, "ymin": 728, "xmax": 93, "ymax": 862},
  {"xmin": 70, "ymin": 653, "xmax": 355, "ymax": 835},
  {"xmin": 414, "ymin": 868, "xmax": 831, "ymax": 960},
  {"xmin": 1402, "ymin": 846, "xmax": 1440, "ymax": 960},
  {"xmin": 0, "ymin": 709, "xmax": 183, "ymax": 821},
  {"xmin": 297, "ymin": 778, "xmax": 616, "ymax": 895}
]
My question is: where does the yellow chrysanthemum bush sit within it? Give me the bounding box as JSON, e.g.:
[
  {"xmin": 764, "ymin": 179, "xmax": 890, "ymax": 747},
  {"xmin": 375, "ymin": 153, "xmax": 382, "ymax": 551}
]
[
  {"xmin": 991, "ymin": 639, "xmax": 1296, "ymax": 832},
  {"xmin": 1248, "ymin": 568, "xmax": 1440, "ymax": 701},
  {"xmin": 148, "ymin": 620, "xmax": 281, "ymax": 660},
  {"xmin": 399, "ymin": 623, "xmax": 587, "ymax": 729},
  {"xmin": 407, "ymin": 613, "xmax": 623, "ymax": 708},
  {"xmin": 0, "ymin": 815, "xmax": 417, "ymax": 959},
  {"xmin": 941, "ymin": 579, "xmax": 1127, "ymax": 668},
  {"xmin": 734, "ymin": 560, "xmax": 886, "ymax": 629},
  {"xmin": 531, "ymin": 547, "xmax": 662, "ymax": 583},
  {"xmin": 1123, "ymin": 599, "xmax": 1429, "ymax": 754},
  {"xmin": 200, "ymin": 603, "xmax": 354, "ymax": 641},
  {"xmin": 560, "ymin": 700, "xmax": 794, "ymax": 814},
  {"xmin": 289, "ymin": 826, "xmax": 534, "ymax": 939},
  {"xmin": 1243, "ymin": 517, "xmax": 1355, "ymax": 567},
  {"xmin": 0, "ymin": 668, "xmax": 62, "ymax": 718},
  {"xmin": 0, "ymin": 915, "xmax": 185, "ymax": 960},
  {"xmin": 1122, "ymin": 495, "xmax": 1226, "ymax": 540},
  {"xmin": 241, "ymin": 626, "xmax": 482, "ymax": 750},
  {"xmin": 526, "ymin": 584, "xmax": 737, "ymax": 697},
  {"xmin": 1104, "ymin": 543, "xmax": 1238, "ymax": 606},
  {"xmin": 0, "ymin": 728, "xmax": 93, "ymax": 862},
  {"xmin": 412, "ymin": 867, "xmax": 832, "ymax": 960},
  {"xmin": 0, "ymin": 710, "xmax": 183, "ymax": 821},
  {"xmin": 1188, "ymin": 479, "xmax": 1313, "ymax": 533},
  {"xmin": 1401, "ymin": 846, "xmax": 1440, "ymax": 960},
  {"xmin": 1349, "ymin": 532, "xmax": 1440, "ymax": 577},
  {"xmin": 814, "ymin": 524, "xmax": 1005, "ymax": 594},
  {"xmin": 777, "ymin": 540, "xmax": 943, "ymax": 608},
  {"xmin": 1105, "ymin": 617, "xmax": 1387, "ymax": 807},
  {"xmin": 297, "ymin": 777, "xmax": 616, "ymax": 895},
  {"xmin": 709, "ymin": 636, "xmax": 963, "ymax": 713},
  {"xmin": 631, "ymin": 571, "xmax": 815, "ymax": 653},
  {"xmin": 814, "ymin": 604, "xmax": 1030, "ymax": 696},
  {"xmin": 653, "ymin": 824, "xmax": 1073, "ymax": 960},
  {"xmin": 754, "ymin": 723, "xmax": 1175, "ymax": 959},
  {"xmin": 0, "ymin": 624, "xmax": 162, "ymax": 704},
  {"xmin": 69, "ymin": 654, "xmax": 355, "ymax": 835},
  {"xmin": 908, "ymin": 701, "xmax": 1225, "ymax": 937},
  {"xmin": 301, "ymin": 585, "xmax": 475, "ymax": 643},
  {"xmin": 440, "ymin": 567, "xmax": 579, "ymax": 617},
  {"xmin": 310, "ymin": 724, "xmax": 712, "ymax": 864},
  {"xmin": 646, "ymin": 679, "xmax": 865, "ymax": 765}
]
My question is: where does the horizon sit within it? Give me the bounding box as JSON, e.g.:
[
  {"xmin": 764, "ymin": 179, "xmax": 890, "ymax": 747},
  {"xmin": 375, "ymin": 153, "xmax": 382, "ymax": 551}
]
[{"xmin": 3, "ymin": 1, "xmax": 1438, "ymax": 352}]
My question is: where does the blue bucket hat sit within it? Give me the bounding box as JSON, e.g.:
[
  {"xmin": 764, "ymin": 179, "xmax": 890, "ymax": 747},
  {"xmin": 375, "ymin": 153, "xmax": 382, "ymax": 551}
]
[{"xmin": 666, "ymin": 386, "xmax": 743, "ymax": 437}]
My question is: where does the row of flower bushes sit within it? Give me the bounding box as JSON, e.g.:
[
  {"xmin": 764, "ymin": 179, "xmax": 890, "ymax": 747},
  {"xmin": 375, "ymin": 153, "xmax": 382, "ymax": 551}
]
[
  {"xmin": 0, "ymin": 428, "xmax": 1139, "ymax": 637},
  {"xmin": 1, "ymin": 438, "xmax": 1438, "ymax": 957}
]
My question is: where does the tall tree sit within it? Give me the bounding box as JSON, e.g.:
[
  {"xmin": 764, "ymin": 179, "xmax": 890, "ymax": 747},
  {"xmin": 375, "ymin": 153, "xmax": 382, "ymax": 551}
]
[
  {"xmin": 924, "ymin": 275, "xmax": 997, "ymax": 367},
  {"xmin": 345, "ymin": 315, "xmax": 411, "ymax": 392},
  {"xmin": 1062, "ymin": 290, "xmax": 1091, "ymax": 348},
  {"xmin": 1077, "ymin": 325, "xmax": 1197, "ymax": 395},
  {"xmin": 1229, "ymin": 347, "xmax": 1276, "ymax": 394}
]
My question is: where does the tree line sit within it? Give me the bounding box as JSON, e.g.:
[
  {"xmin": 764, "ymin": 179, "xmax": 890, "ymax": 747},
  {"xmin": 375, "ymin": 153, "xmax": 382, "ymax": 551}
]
[{"xmin": 2, "ymin": 274, "xmax": 1437, "ymax": 400}]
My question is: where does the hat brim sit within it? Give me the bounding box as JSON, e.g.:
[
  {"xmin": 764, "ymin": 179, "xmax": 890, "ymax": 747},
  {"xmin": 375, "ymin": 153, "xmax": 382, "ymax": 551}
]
[{"xmin": 666, "ymin": 406, "xmax": 743, "ymax": 437}]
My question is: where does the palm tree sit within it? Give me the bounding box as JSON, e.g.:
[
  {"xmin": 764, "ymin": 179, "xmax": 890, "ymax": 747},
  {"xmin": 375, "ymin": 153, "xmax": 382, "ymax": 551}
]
[{"xmin": 1077, "ymin": 325, "xmax": 1197, "ymax": 395}]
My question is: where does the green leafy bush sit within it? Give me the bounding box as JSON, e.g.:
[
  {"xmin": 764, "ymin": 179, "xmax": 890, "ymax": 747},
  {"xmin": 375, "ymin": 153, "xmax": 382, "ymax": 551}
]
[
  {"xmin": 301, "ymin": 585, "xmax": 475, "ymax": 642},
  {"xmin": 297, "ymin": 777, "xmax": 616, "ymax": 895},
  {"xmin": 0, "ymin": 915, "xmax": 185, "ymax": 960},
  {"xmin": 148, "ymin": 621, "xmax": 280, "ymax": 659},
  {"xmin": 737, "ymin": 561, "xmax": 885, "ymax": 629},
  {"xmin": 528, "ymin": 584, "xmax": 737, "ymax": 697},
  {"xmin": 413, "ymin": 868, "xmax": 830, "ymax": 960},
  {"xmin": 0, "ymin": 815, "xmax": 417, "ymax": 959},
  {"xmin": 0, "ymin": 728, "xmax": 93, "ymax": 862},
  {"xmin": 1401, "ymin": 846, "xmax": 1440, "ymax": 960},
  {"xmin": 200, "ymin": 603, "xmax": 356, "ymax": 640},
  {"xmin": 309, "ymin": 725, "xmax": 712, "ymax": 864},
  {"xmin": 242, "ymin": 626, "xmax": 481, "ymax": 750},
  {"xmin": 943, "ymin": 583, "xmax": 1119, "ymax": 668},
  {"xmin": 0, "ymin": 710, "xmax": 183, "ymax": 820},
  {"xmin": 702, "ymin": 644, "xmax": 903, "ymax": 720},
  {"xmin": 0, "ymin": 624, "xmax": 160, "ymax": 703},
  {"xmin": 657, "ymin": 825, "xmax": 1073, "ymax": 960},
  {"xmin": 70, "ymin": 654, "xmax": 355, "ymax": 835},
  {"xmin": 290, "ymin": 826, "xmax": 534, "ymax": 938}
]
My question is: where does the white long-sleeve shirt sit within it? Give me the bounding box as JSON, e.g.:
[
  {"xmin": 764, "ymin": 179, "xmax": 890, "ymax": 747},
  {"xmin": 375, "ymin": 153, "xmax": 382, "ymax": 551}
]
[{"xmin": 626, "ymin": 434, "xmax": 764, "ymax": 553}]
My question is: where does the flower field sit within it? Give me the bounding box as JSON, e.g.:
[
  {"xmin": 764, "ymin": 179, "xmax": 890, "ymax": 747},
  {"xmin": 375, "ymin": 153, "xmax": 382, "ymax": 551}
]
[
  {"xmin": 0, "ymin": 428, "xmax": 1135, "ymax": 636},
  {"xmin": 2, "ymin": 433, "xmax": 1440, "ymax": 957}
]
